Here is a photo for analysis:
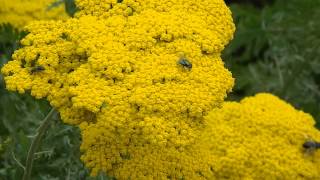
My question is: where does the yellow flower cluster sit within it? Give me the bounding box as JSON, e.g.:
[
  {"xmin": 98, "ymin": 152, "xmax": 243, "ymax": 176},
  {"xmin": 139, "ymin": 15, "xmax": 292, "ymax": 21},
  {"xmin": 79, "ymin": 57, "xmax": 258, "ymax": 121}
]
[
  {"xmin": 72, "ymin": 93, "xmax": 320, "ymax": 179},
  {"xmin": 2, "ymin": 0, "xmax": 320, "ymax": 179},
  {"xmin": 0, "ymin": 0, "xmax": 68, "ymax": 28},
  {"xmin": 199, "ymin": 93, "xmax": 320, "ymax": 179},
  {"xmin": 1, "ymin": 0, "xmax": 236, "ymax": 178},
  {"xmin": 80, "ymin": 93, "xmax": 320, "ymax": 179}
]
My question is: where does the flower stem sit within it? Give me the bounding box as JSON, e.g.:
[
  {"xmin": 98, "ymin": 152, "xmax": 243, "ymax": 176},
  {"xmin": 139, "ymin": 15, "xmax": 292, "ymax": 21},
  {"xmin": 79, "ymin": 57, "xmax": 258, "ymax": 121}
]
[{"xmin": 22, "ymin": 108, "xmax": 56, "ymax": 180}]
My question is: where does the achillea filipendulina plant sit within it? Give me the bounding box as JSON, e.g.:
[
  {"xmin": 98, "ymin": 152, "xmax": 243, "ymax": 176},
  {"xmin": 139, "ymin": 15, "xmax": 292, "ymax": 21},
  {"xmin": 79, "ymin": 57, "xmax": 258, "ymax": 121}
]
[
  {"xmin": 1, "ymin": 0, "xmax": 320, "ymax": 179},
  {"xmin": 1, "ymin": 0, "xmax": 235, "ymax": 178},
  {"xmin": 0, "ymin": 0, "xmax": 68, "ymax": 28}
]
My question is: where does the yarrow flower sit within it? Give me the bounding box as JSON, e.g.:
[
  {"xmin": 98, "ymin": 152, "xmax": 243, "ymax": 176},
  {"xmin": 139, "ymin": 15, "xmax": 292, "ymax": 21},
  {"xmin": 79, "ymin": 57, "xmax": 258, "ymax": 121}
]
[
  {"xmin": 1, "ymin": 0, "xmax": 235, "ymax": 177},
  {"xmin": 1, "ymin": 0, "xmax": 320, "ymax": 179},
  {"xmin": 200, "ymin": 93, "xmax": 320, "ymax": 179},
  {"xmin": 0, "ymin": 0, "xmax": 68, "ymax": 28}
]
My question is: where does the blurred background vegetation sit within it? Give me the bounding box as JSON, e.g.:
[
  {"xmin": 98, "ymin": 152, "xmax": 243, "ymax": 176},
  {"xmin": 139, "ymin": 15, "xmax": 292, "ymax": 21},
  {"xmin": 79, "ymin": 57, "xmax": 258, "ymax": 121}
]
[
  {"xmin": 0, "ymin": 0, "xmax": 319, "ymax": 179},
  {"xmin": 224, "ymin": 0, "xmax": 320, "ymax": 127}
]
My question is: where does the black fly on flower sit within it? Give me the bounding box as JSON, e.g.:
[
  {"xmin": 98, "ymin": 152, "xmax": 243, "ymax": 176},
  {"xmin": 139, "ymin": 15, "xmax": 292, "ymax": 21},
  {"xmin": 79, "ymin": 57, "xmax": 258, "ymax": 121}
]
[
  {"xmin": 302, "ymin": 135, "xmax": 320, "ymax": 156},
  {"xmin": 178, "ymin": 56, "xmax": 192, "ymax": 70},
  {"xmin": 303, "ymin": 140, "xmax": 320, "ymax": 154}
]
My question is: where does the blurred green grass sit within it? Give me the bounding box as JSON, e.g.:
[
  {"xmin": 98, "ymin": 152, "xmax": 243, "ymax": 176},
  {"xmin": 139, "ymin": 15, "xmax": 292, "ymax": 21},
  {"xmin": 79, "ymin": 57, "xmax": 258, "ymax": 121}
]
[{"xmin": 0, "ymin": 0, "xmax": 319, "ymax": 179}]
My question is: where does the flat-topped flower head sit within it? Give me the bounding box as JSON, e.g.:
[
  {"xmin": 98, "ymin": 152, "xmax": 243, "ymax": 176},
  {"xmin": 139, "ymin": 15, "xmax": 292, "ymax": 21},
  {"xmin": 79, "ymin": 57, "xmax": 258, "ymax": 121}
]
[
  {"xmin": 75, "ymin": 0, "xmax": 235, "ymax": 54},
  {"xmin": 0, "ymin": 0, "xmax": 68, "ymax": 28},
  {"xmin": 1, "ymin": 0, "xmax": 236, "ymax": 178},
  {"xmin": 199, "ymin": 93, "xmax": 320, "ymax": 179}
]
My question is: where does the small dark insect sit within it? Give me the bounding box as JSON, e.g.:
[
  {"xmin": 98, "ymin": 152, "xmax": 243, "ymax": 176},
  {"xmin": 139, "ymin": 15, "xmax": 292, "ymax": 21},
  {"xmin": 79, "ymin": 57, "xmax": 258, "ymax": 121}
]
[
  {"xmin": 303, "ymin": 140, "xmax": 320, "ymax": 149},
  {"xmin": 178, "ymin": 57, "xmax": 192, "ymax": 70},
  {"xmin": 31, "ymin": 66, "xmax": 45, "ymax": 73},
  {"xmin": 303, "ymin": 140, "xmax": 320, "ymax": 156}
]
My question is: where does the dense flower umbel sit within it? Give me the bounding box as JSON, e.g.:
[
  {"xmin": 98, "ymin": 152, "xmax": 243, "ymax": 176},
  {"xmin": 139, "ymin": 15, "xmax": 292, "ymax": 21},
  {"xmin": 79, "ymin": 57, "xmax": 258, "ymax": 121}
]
[
  {"xmin": 199, "ymin": 93, "xmax": 320, "ymax": 179},
  {"xmin": 1, "ymin": 0, "xmax": 235, "ymax": 178},
  {"xmin": 0, "ymin": 0, "xmax": 67, "ymax": 28}
]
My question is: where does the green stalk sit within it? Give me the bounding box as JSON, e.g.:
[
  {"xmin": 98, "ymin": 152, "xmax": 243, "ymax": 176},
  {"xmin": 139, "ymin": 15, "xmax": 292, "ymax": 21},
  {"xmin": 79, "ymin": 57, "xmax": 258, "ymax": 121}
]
[{"xmin": 22, "ymin": 108, "xmax": 56, "ymax": 180}]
